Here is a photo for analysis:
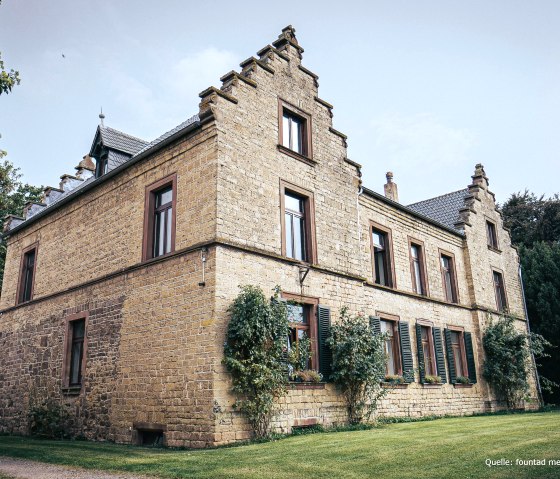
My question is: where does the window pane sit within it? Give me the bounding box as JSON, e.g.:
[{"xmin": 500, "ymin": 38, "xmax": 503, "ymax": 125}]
[
  {"xmin": 372, "ymin": 232, "xmax": 384, "ymax": 249},
  {"xmin": 166, "ymin": 208, "xmax": 172, "ymax": 254},
  {"xmin": 285, "ymin": 213, "xmax": 294, "ymax": 258},
  {"xmin": 411, "ymin": 244, "xmax": 418, "ymax": 259},
  {"xmin": 73, "ymin": 319, "xmax": 85, "ymax": 339},
  {"xmin": 282, "ymin": 114, "xmax": 290, "ymax": 148},
  {"xmin": 386, "ymin": 338, "xmax": 396, "ymax": 375},
  {"xmin": 413, "ymin": 261, "xmax": 423, "ymax": 294},
  {"xmin": 291, "ymin": 116, "xmax": 302, "ymax": 153},
  {"xmin": 287, "ymin": 304, "xmax": 306, "ymax": 323},
  {"xmin": 70, "ymin": 341, "xmax": 83, "ymax": 385},
  {"xmin": 374, "ymin": 250, "xmax": 387, "ymax": 285},
  {"xmin": 293, "ymin": 217, "xmax": 304, "ymax": 260},
  {"xmin": 285, "ymin": 193, "xmax": 303, "ymax": 213},
  {"xmin": 444, "ymin": 270, "xmax": 453, "ymax": 301},
  {"xmin": 156, "ymin": 187, "xmax": 173, "ymax": 208}
]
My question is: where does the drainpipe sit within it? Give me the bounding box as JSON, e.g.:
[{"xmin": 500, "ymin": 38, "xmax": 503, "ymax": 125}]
[{"xmin": 519, "ymin": 264, "xmax": 544, "ymax": 408}]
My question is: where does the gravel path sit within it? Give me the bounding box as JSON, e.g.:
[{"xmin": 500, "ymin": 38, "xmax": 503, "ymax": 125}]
[{"xmin": 0, "ymin": 457, "xmax": 154, "ymax": 479}]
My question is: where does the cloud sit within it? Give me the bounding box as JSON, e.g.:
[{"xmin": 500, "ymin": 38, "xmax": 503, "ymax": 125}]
[{"xmin": 369, "ymin": 113, "xmax": 477, "ymax": 168}]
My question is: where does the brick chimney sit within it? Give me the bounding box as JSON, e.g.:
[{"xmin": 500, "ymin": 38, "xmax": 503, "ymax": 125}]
[{"xmin": 384, "ymin": 172, "xmax": 399, "ymax": 203}]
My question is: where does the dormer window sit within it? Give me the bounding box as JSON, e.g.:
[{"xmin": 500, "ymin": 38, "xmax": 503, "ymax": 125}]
[{"xmin": 95, "ymin": 155, "xmax": 109, "ymax": 178}]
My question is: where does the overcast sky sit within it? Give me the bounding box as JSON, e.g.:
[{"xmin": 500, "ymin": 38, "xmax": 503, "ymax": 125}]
[{"xmin": 1, "ymin": 0, "xmax": 558, "ymax": 205}]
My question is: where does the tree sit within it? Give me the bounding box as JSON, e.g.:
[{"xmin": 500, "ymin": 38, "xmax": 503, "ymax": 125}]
[
  {"xmin": 0, "ymin": 159, "xmax": 43, "ymax": 286},
  {"xmin": 223, "ymin": 285, "xmax": 289, "ymax": 439},
  {"xmin": 0, "ymin": 52, "xmax": 20, "ymax": 95},
  {"xmin": 501, "ymin": 191, "xmax": 560, "ymax": 404},
  {"xmin": 327, "ymin": 308, "xmax": 386, "ymax": 424},
  {"xmin": 519, "ymin": 242, "xmax": 560, "ymax": 402},
  {"xmin": 482, "ymin": 315, "xmax": 550, "ymax": 409},
  {"xmin": 501, "ymin": 190, "xmax": 560, "ymax": 247}
]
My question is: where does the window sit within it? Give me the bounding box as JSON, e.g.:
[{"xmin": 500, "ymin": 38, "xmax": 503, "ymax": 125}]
[
  {"xmin": 142, "ymin": 174, "xmax": 177, "ymax": 261},
  {"xmin": 278, "ymin": 99, "xmax": 312, "ymax": 160},
  {"xmin": 280, "ymin": 181, "xmax": 316, "ymax": 263},
  {"xmin": 380, "ymin": 319, "xmax": 401, "ymax": 376},
  {"xmin": 409, "ymin": 239, "xmax": 428, "ymax": 295},
  {"xmin": 63, "ymin": 313, "xmax": 88, "ymax": 390},
  {"xmin": 493, "ymin": 270, "xmax": 508, "ymax": 312},
  {"xmin": 371, "ymin": 314, "xmax": 414, "ymax": 383},
  {"xmin": 283, "ymin": 293, "xmax": 319, "ymax": 373},
  {"xmin": 486, "ymin": 220, "xmax": 499, "ymax": 249},
  {"xmin": 420, "ymin": 325, "xmax": 436, "ymax": 376},
  {"xmin": 370, "ymin": 222, "xmax": 394, "ymax": 287},
  {"xmin": 416, "ymin": 321, "xmax": 447, "ymax": 384},
  {"xmin": 449, "ymin": 330, "xmax": 467, "ymax": 378},
  {"xmin": 444, "ymin": 327, "xmax": 477, "ymax": 384},
  {"xmin": 17, "ymin": 245, "xmax": 37, "ymax": 304},
  {"xmin": 440, "ymin": 252, "xmax": 458, "ymax": 303},
  {"xmin": 95, "ymin": 155, "xmax": 109, "ymax": 178}
]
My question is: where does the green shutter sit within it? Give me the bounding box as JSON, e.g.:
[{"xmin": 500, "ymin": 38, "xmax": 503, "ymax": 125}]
[
  {"xmin": 415, "ymin": 323, "xmax": 426, "ymax": 383},
  {"xmin": 399, "ymin": 321, "xmax": 414, "ymax": 383},
  {"xmin": 464, "ymin": 332, "xmax": 477, "ymax": 384},
  {"xmin": 369, "ymin": 316, "xmax": 381, "ymax": 335},
  {"xmin": 432, "ymin": 327, "xmax": 447, "ymax": 384},
  {"xmin": 317, "ymin": 305, "xmax": 332, "ymax": 381},
  {"xmin": 444, "ymin": 328, "xmax": 457, "ymax": 384}
]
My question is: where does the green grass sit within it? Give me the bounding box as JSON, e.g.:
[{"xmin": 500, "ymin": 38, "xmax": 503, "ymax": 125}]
[{"xmin": 1, "ymin": 412, "xmax": 560, "ymax": 478}]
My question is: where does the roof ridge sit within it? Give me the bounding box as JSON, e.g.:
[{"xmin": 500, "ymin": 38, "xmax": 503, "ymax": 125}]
[
  {"xmin": 101, "ymin": 125, "xmax": 149, "ymax": 144},
  {"xmin": 407, "ymin": 188, "xmax": 468, "ymax": 208}
]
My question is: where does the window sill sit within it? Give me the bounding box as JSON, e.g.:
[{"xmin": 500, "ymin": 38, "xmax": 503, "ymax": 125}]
[
  {"xmin": 289, "ymin": 382, "xmax": 326, "ymax": 390},
  {"xmin": 453, "ymin": 383, "xmax": 473, "ymax": 389},
  {"xmin": 61, "ymin": 386, "xmax": 82, "ymax": 396},
  {"xmin": 487, "ymin": 245, "xmax": 502, "ymax": 254},
  {"xmin": 422, "ymin": 383, "xmax": 443, "ymax": 388},
  {"xmin": 382, "ymin": 383, "xmax": 409, "ymax": 389},
  {"xmin": 277, "ymin": 144, "xmax": 316, "ymax": 166}
]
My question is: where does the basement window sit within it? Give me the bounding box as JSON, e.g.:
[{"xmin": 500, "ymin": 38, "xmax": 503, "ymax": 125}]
[{"xmin": 139, "ymin": 429, "xmax": 164, "ymax": 447}]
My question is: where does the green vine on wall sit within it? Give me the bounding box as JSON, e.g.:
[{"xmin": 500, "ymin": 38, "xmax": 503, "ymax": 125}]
[{"xmin": 223, "ymin": 285, "xmax": 289, "ymax": 439}]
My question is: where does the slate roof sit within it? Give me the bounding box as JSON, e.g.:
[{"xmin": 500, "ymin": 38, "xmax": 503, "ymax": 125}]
[
  {"xmin": 135, "ymin": 115, "xmax": 200, "ymax": 157},
  {"xmin": 97, "ymin": 126, "xmax": 149, "ymax": 156},
  {"xmin": 407, "ymin": 189, "xmax": 469, "ymax": 232}
]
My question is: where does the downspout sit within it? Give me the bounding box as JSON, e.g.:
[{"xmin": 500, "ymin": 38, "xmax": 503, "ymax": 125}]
[{"xmin": 519, "ymin": 264, "xmax": 544, "ymax": 408}]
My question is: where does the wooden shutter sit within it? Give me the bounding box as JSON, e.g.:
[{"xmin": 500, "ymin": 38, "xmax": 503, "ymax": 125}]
[
  {"xmin": 464, "ymin": 332, "xmax": 477, "ymax": 384},
  {"xmin": 369, "ymin": 316, "xmax": 381, "ymax": 335},
  {"xmin": 432, "ymin": 327, "xmax": 447, "ymax": 383},
  {"xmin": 444, "ymin": 328, "xmax": 457, "ymax": 384},
  {"xmin": 317, "ymin": 305, "xmax": 332, "ymax": 381},
  {"xmin": 399, "ymin": 321, "xmax": 414, "ymax": 383},
  {"xmin": 415, "ymin": 323, "xmax": 425, "ymax": 383}
]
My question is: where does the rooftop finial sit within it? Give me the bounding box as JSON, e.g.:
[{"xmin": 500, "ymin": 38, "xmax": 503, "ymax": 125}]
[{"xmin": 99, "ymin": 108, "xmax": 105, "ymax": 127}]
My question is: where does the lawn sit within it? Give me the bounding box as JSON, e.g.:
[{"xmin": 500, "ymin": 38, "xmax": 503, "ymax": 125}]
[{"xmin": 1, "ymin": 412, "xmax": 560, "ymax": 479}]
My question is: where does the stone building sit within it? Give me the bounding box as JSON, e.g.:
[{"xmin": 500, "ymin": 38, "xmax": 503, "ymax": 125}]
[{"xmin": 0, "ymin": 26, "xmax": 537, "ymax": 447}]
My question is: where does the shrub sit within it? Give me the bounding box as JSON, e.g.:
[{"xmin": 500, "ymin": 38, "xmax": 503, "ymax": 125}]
[
  {"xmin": 28, "ymin": 398, "xmax": 70, "ymax": 439},
  {"xmin": 327, "ymin": 308, "xmax": 387, "ymax": 424},
  {"xmin": 483, "ymin": 314, "xmax": 551, "ymax": 408},
  {"xmin": 223, "ymin": 285, "xmax": 289, "ymax": 439},
  {"xmin": 456, "ymin": 376, "xmax": 470, "ymax": 384}
]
